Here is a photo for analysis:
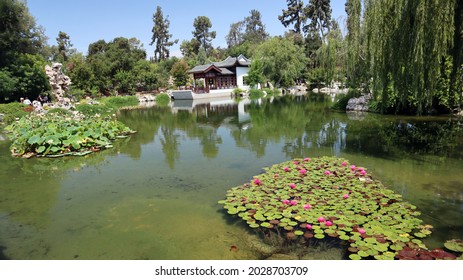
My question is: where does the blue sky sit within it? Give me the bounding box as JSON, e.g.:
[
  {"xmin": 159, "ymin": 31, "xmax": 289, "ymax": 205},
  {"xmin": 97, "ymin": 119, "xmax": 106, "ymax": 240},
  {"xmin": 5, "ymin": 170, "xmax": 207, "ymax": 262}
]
[{"xmin": 27, "ymin": 0, "xmax": 347, "ymax": 58}]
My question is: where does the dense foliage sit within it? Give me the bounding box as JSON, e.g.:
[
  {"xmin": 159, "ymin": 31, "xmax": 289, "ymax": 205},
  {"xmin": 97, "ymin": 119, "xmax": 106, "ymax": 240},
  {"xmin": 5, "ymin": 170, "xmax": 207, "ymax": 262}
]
[
  {"xmin": 1, "ymin": 0, "xmax": 461, "ymax": 115},
  {"xmin": 346, "ymin": 0, "xmax": 463, "ymax": 114},
  {"xmin": 0, "ymin": 0, "xmax": 49, "ymax": 102}
]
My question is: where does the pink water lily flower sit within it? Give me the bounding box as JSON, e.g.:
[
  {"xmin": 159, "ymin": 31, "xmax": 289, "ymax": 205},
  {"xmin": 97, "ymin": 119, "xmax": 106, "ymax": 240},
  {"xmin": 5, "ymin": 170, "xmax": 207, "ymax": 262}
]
[
  {"xmin": 290, "ymin": 200, "xmax": 298, "ymax": 206},
  {"xmin": 274, "ymin": 173, "xmax": 279, "ymax": 178},
  {"xmin": 284, "ymin": 166, "xmax": 290, "ymax": 172},
  {"xmin": 299, "ymin": 169, "xmax": 307, "ymax": 175},
  {"xmin": 341, "ymin": 161, "xmax": 347, "ymax": 167},
  {"xmin": 360, "ymin": 170, "xmax": 367, "ymax": 176},
  {"xmin": 253, "ymin": 178, "xmax": 261, "ymax": 186},
  {"xmin": 317, "ymin": 216, "xmax": 326, "ymax": 223},
  {"xmin": 343, "ymin": 194, "xmax": 349, "ymax": 199},
  {"xmin": 304, "ymin": 157, "xmax": 310, "ymax": 162},
  {"xmin": 325, "ymin": 221, "xmax": 333, "ymax": 226},
  {"xmin": 358, "ymin": 167, "xmax": 364, "ymax": 172},
  {"xmin": 324, "ymin": 170, "xmax": 331, "ymax": 176},
  {"xmin": 289, "ymin": 183, "xmax": 296, "ymax": 189},
  {"xmin": 303, "ymin": 204, "xmax": 311, "ymax": 210},
  {"xmin": 358, "ymin": 228, "xmax": 366, "ymax": 234},
  {"xmin": 293, "ymin": 160, "xmax": 300, "ymax": 165},
  {"xmin": 350, "ymin": 165, "xmax": 357, "ymax": 171},
  {"xmin": 306, "ymin": 224, "xmax": 313, "ymax": 230},
  {"xmin": 282, "ymin": 199, "xmax": 290, "ymax": 205}
]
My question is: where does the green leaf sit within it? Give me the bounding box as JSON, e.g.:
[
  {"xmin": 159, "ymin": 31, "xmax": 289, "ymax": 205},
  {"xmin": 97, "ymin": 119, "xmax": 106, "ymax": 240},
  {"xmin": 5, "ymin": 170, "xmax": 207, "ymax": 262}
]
[
  {"xmin": 36, "ymin": 145, "xmax": 46, "ymax": 153},
  {"xmin": 27, "ymin": 134, "xmax": 41, "ymax": 145}
]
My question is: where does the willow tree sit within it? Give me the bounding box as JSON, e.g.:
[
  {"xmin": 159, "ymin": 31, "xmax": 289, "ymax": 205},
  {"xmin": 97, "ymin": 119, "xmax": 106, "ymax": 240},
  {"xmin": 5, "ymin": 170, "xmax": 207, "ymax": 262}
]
[
  {"xmin": 345, "ymin": 0, "xmax": 364, "ymax": 90},
  {"xmin": 254, "ymin": 37, "xmax": 307, "ymax": 87},
  {"xmin": 363, "ymin": 0, "xmax": 457, "ymax": 114},
  {"xmin": 316, "ymin": 21, "xmax": 345, "ymax": 87}
]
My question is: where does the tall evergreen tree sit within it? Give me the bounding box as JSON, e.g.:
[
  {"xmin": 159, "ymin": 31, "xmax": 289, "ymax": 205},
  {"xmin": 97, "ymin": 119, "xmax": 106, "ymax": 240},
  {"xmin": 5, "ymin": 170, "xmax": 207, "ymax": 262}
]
[
  {"xmin": 56, "ymin": 31, "xmax": 74, "ymax": 62},
  {"xmin": 226, "ymin": 21, "xmax": 245, "ymax": 48},
  {"xmin": 279, "ymin": 0, "xmax": 306, "ymax": 35},
  {"xmin": 303, "ymin": 0, "xmax": 332, "ymax": 39},
  {"xmin": 243, "ymin": 10, "xmax": 268, "ymax": 44},
  {"xmin": 192, "ymin": 16, "xmax": 216, "ymax": 55},
  {"xmin": 150, "ymin": 6, "xmax": 178, "ymax": 62}
]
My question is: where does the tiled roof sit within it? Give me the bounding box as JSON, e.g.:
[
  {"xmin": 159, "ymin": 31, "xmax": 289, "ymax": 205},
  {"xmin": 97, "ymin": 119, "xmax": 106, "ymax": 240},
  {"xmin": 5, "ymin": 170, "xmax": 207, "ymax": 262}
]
[{"xmin": 188, "ymin": 55, "xmax": 251, "ymax": 74}]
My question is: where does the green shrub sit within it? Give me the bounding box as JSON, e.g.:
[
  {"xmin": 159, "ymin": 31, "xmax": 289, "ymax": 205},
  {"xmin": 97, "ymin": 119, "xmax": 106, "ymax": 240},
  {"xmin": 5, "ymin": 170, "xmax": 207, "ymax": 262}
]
[
  {"xmin": 75, "ymin": 96, "xmax": 139, "ymax": 116},
  {"xmin": 46, "ymin": 108, "xmax": 73, "ymax": 116},
  {"xmin": 331, "ymin": 89, "xmax": 358, "ymax": 111},
  {"xmin": 249, "ymin": 89, "xmax": 265, "ymax": 99},
  {"xmin": 69, "ymin": 88, "xmax": 87, "ymax": 102},
  {"xmin": 155, "ymin": 93, "xmax": 171, "ymax": 106},
  {"xmin": 75, "ymin": 103, "xmax": 111, "ymax": 116},
  {"xmin": 263, "ymin": 87, "xmax": 281, "ymax": 96},
  {"xmin": 233, "ymin": 88, "xmax": 245, "ymax": 97},
  {"xmin": 101, "ymin": 96, "xmax": 139, "ymax": 108},
  {"xmin": 0, "ymin": 102, "xmax": 30, "ymax": 124}
]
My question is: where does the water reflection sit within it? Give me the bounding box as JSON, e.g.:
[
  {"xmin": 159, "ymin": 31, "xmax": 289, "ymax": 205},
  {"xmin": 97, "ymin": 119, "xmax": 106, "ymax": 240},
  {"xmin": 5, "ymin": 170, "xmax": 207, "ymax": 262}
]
[
  {"xmin": 1, "ymin": 94, "xmax": 462, "ymax": 259},
  {"xmin": 118, "ymin": 95, "xmax": 463, "ymax": 245}
]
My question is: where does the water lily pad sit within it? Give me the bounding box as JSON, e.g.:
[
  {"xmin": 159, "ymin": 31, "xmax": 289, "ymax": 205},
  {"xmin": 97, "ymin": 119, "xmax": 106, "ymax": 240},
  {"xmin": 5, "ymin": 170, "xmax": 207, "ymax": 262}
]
[
  {"xmin": 357, "ymin": 250, "xmax": 369, "ymax": 258},
  {"xmin": 304, "ymin": 232, "xmax": 314, "ymax": 239},
  {"xmin": 349, "ymin": 254, "xmax": 361, "ymax": 260},
  {"xmin": 314, "ymin": 233, "xmax": 325, "ymax": 239},
  {"xmin": 444, "ymin": 239, "xmax": 463, "ymax": 253},
  {"xmin": 219, "ymin": 156, "xmax": 433, "ymax": 259},
  {"xmin": 260, "ymin": 222, "xmax": 271, "ymax": 228},
  {"xmin": 249, "ymin": 223, "xmax": 260, "ymax": 229}
]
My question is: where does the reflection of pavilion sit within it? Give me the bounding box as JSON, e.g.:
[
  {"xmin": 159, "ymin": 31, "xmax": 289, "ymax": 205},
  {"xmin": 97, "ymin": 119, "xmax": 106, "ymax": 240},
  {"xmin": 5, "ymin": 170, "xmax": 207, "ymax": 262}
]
[{"xmin": 171, "ymin": 97, "xmax": 251, "ymax": 123}]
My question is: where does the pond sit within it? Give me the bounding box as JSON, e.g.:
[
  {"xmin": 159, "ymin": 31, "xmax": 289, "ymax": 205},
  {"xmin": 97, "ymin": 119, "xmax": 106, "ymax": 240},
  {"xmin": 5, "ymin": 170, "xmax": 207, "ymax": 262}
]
[{"xmin": 1, "ymin": 94, "xmax": 462, "ymax": 260}]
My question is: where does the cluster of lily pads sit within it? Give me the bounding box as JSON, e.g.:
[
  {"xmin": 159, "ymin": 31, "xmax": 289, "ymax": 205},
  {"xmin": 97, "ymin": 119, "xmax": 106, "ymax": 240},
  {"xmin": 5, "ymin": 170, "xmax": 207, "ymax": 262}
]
[
  {"xmin": 5, "ymin": 113, "xmax": 135, "ymax": 158},
  {"xmin": 219, "ymin": 156, "xmax": 452, "ymax": 260}
]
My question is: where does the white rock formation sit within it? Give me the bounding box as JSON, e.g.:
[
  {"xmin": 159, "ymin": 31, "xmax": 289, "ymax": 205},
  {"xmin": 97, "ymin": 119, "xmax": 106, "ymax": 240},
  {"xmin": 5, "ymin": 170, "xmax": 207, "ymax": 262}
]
[
  {"xmin": 346, "ymin": 94, "xmax": 372, "ymax": 111},
  {"xmin": 45, "ymin": 63, "xmax": 71, "ymax": 105}
]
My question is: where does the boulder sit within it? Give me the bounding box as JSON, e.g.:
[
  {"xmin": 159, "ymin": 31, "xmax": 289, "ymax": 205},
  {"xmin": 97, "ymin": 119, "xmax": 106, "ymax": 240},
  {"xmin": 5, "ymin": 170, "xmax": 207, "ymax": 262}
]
[{"xmin": 346, "ymin": 94, "xmax": 372, "ymax": 111}]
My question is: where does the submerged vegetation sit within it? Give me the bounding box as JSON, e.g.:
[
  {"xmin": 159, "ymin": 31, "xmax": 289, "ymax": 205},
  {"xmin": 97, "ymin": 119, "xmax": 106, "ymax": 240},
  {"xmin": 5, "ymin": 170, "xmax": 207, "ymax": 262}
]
[{"xmin": 219, "ymin": 156, "xmax": 462, "ymax": 260}]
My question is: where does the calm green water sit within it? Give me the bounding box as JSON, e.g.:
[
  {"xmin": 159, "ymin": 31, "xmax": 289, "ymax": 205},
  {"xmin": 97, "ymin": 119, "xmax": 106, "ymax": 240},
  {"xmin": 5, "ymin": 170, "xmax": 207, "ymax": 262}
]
[{"xmin": 1, "ymin": 94, "xmax": 462, "ymax": 260}]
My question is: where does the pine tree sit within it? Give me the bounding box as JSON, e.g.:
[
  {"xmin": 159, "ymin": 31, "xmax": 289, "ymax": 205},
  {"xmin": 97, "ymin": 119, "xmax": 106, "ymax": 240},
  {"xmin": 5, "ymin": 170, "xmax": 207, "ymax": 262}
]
[
  {"xmin": 303, "ymin": 0, "xmax": 332, "ymax": 39},
  {"xmin": 150, "ymin": 6, "xmax": 178, "ymax": 62},
  {"xmin": 56, "ymin": 31, "xmax": 74, "ymax": 62},
  {"xmin": 279, "ymin": 0, "xmax": 306, "ymax": 35},
  {"xmin": 192, "ymin": 16, "xmax": 216, "ymax": 55},
  {"xmin": 243, "ymin": 10, "xmax": 268, "ymax": 44}
]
